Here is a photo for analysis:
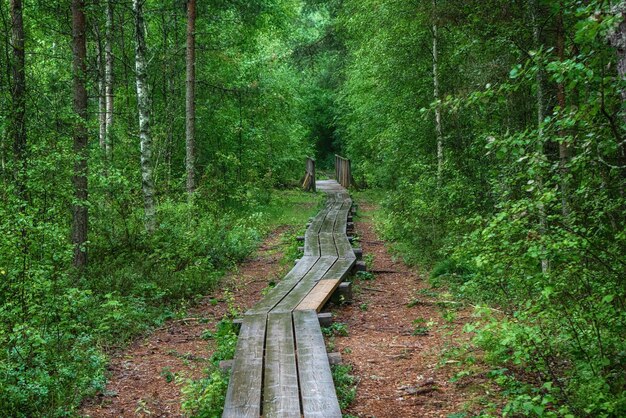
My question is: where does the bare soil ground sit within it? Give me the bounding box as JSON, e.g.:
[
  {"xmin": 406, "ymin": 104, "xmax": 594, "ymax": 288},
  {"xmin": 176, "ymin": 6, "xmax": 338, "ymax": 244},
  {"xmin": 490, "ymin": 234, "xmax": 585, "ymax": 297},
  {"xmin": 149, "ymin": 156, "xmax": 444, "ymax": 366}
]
[
  {"xmin": 81, "ymin": 227, "xmax": 291, "ymax": 418},
  {"xmin": 333, "ymin": 201, "xmax": 494, "ymax": 418}
]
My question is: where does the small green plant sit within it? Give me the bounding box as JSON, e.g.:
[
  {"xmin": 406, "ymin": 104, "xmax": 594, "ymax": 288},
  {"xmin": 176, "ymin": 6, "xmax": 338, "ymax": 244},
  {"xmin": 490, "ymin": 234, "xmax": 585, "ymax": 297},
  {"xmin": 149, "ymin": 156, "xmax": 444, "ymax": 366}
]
[
  {"xmin": 261, "ymin": 280, "xmax": 277, "ymax": 296},
  {"xmin": 355, "ymin": 270, "xmax": 375, "ymax": 281},
  {"xmin": 363, "ymin": 253, "xmax": 374, "ymax": 270},
  {"xmin": 412, "ymin": 318, "xmax": 430, "ymax": 335},
  {"xmin": 201, "ymin": 318, "xmax": 239, "ymax": 364},
  {"xmin": 332, "ymin": 364, "xmax": 357, "ymax": 410},
  {"xmin": 179, "ymin": 370, "xmax": 229, "ymax": 417},
  {"xmin": 359, "ymin": 302, "xmax": 369, "ymax": 311},
  {"xmin": 440, "ymin": 307, "xmax": 457, "ymax": 323},
  {"xmin": 160, "ymin": 367, "xmax": 175, "ymax": 383},
  {"xmin": 322, "ymin": 322, "xmax": 349, "ymax": 337},
  {"xmin": 407, "ymin": 297, "xmax": 422, "ymax": 307}
]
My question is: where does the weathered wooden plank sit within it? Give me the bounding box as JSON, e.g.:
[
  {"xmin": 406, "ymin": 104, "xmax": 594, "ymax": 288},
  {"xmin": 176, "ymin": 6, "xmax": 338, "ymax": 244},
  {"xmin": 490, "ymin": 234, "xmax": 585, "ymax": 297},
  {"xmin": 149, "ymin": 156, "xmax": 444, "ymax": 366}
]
[
  {"xmin": 321, "ymin": 257, "xmax": 355, "ymax": 282},
  {"xmin": 293, "ymin": 310, "xmax": 342, "ymax": 418},
  {"xmin": 271, "ymin": 256, "xmax": 336, "ymax": 313},
  {"xmin": 223, "ymin": 314, "xmax": 267, "ymax": 418},
  {"xmin": 247, "ymin": 256, "xmax": 318, "ymax": 315},
  {"xmin": 334, "ymin": 234, "xmax": 356, "ymax": 259},
  {"xmin": 319, "ymin": 232, "xmax": 338, "ymax": 257},
  {"xmin": 263, "ymin": 312, "xmax": 300, "ymax": 417},
  {"xmin": 303, "ymin": 229, "xmax": 320, "ymax": 256},
  {"xmin": 296, "ymin": 278, "xmax": 342, "ymax": 311}
]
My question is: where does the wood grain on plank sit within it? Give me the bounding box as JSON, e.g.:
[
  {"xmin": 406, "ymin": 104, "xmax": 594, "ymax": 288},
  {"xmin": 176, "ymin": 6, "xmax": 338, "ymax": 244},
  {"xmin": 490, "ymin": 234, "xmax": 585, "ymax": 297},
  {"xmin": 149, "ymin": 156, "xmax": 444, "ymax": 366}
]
[
  {"xmin": 294, "ymin": 310, "xmax": 342, "ymax": 418},
  {"xmin": 334, "ymin": 234, "xmax": 355, "ymax": 259},
  {"xmin": 263, "ymin": 312, "xmax": 300, "ymax": 417},
  {"xmin": 321, "ymin": 257, "xmax": 355, "ymax": 282},
  {"xmin": 222, "ymin": 314, "xmax": 267, "ymax": 418},
  {"xmin": 247, "ymin": 256, "xmax": 318, "ymax": 315},
  {"xmin": 296, "ymin": 278, "xmax": 342, "ymax": 311},
  {"xmin": 271, "ymin": 256, "xmax": 336, "ymax": 313},
  {"xmin": 319, "ymin": 232, "xmax": 338, "ymax": 257}
]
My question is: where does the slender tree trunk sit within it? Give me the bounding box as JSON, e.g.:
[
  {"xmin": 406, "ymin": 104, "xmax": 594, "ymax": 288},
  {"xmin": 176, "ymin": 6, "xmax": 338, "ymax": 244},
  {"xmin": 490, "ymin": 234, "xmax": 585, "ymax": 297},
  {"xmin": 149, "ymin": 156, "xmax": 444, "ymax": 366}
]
[
  {"xmin": 133, "ymin": 0, "xmax": 156, "ymax": 233},
  {"xmin": 10, "ymin": 0, "xmax": 26, "ymax": 196},
  {"xmin": 556, "ymin": 4, "xmax": 570, "ymax": 217},
  {"xmin": 432, "ymin": 0, "xmax": 443, "ymax": 188},
  {"xmin": 104, "ymin": 0, "xmax": 114, "ymax": 157},
  {"xmin": 532, "ymin": 0, "xmax": 549, "ymax": 274},
  {"xmin": 95, "ymin": 27, "xmax": 106, "ymax": 150},
  {"xmin": 71, "ymin": 0, "xmax": 88, "ymax": 268},
  {"xmin": 185, "ymin": 0, "xmax": 196, "ymax": 194}
]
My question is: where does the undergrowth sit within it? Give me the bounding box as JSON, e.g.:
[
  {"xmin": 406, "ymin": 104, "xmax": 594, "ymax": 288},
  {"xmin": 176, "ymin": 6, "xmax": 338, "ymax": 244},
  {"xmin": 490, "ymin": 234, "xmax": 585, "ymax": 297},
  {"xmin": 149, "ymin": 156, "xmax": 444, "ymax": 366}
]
[{"xmin": 0, "ymin": 189, "xmax": 318, "ymax": 417}]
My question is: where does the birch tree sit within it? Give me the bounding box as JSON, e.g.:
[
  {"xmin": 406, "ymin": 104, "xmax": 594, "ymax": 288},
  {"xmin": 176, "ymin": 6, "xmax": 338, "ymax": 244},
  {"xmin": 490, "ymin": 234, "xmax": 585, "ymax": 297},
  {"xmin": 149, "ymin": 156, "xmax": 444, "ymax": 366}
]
[
  {"xmin": 104, "ymin": 0, "xmax": 114, "ymax": 157},
  {"xmin": 432, "ymin": 0, "xmax": 443, "ymax": 188},
  {"xmin": 133, "ymin": 0, "xmax": 156, "ymax": 232}
]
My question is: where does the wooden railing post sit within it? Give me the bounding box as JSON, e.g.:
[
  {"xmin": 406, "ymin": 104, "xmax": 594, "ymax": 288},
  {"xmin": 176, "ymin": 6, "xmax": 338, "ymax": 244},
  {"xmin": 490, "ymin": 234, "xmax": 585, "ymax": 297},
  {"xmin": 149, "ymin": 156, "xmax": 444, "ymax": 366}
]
[
  {"xmin": 302, "ymin": 157, "xmax": 316, "ymax": 192},
  {"xmin": 334, "ymin": 154, "xmax": 357, "ymax": 189}
]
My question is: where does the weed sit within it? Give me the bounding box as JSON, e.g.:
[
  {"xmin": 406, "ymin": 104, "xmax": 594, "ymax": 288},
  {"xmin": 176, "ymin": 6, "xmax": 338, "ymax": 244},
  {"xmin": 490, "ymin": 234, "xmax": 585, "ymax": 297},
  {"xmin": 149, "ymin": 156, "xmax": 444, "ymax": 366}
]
[
  {"xmin": 359, "ymin": 302, "xmax": 369, "ymax": 311},
  {"xmin": 160, "ymin": 367, "xmax": 175, "ymax": 383},
  {"xmin": 363, "ymin": 253, "xmax": 374, "ymax": 270},
  {"xmin": 322, "ymin": 322, "xmax": 349, "ymax": 337},
  {"xmin": 331, "ymin": 364, "xmax": 357, "ymax": 410},
  {"xmin": 412, "ymin": 317, "xmax": 430, "ymax": 336},
  {"xmin": 355, "ymin": 270, "xmax": 375, "ymax": 281}
]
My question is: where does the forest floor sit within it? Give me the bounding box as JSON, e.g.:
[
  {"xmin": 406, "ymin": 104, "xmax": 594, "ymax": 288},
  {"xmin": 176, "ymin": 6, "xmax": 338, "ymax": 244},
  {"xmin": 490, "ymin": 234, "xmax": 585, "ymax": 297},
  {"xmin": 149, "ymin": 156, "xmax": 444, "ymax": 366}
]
[
  {"xmin": 81, "ymin": 196, "xmax": 495, "ymax": 418},
  {"xmin": 81, "ymin": 226, "xmax": 293, "ymax": 417},
  {"xmin": 334, "ymin": 200, "xmax": 496, "ymax": 417}
]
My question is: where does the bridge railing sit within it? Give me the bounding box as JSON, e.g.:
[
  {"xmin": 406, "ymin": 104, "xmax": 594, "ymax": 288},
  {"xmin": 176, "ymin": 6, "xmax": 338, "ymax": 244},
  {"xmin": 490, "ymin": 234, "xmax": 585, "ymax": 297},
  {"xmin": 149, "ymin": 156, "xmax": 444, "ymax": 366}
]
[
  {"xmin": 335, "ymin": 154, "xmax": 357, "ymax": 189},
  {"xmin": 302, "ymin": 157, "xmax": 316, "ymax": 192}
]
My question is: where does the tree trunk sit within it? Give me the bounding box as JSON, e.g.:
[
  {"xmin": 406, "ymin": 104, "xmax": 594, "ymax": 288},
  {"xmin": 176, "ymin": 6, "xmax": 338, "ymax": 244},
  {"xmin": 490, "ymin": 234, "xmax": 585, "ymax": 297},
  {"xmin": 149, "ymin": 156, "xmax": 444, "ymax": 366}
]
[
  {"xmin": 432, "ymin": 0, "xmax": 443, "ymax": 188},
  {"xmin": 10, "ymin": 0, "xmax": 26, "ymax": 197},
  {"xmin": 105, "ymin": 0, "xmax": 114, "ymax": 157},
  {"xmin": 133, "ymin": 0, "xmax": 156, "ymax": 233},
  {"xmin": 71, "ymin": 0, "xmax": 89, "ymax": 268},
  {"xmin": 532, "ymin": 0, "xmax": 549, "ymax": 274},
  {"xmin": 95, "ymin": 26, "xmax": 106, "ymax": 150},
  {"xmin": 185, "ymin": 0, "xmax": 196, "ymax": 194},
  {"xmin": 556, "ymin": 4, "xmax": 570, "ymax": 217}
]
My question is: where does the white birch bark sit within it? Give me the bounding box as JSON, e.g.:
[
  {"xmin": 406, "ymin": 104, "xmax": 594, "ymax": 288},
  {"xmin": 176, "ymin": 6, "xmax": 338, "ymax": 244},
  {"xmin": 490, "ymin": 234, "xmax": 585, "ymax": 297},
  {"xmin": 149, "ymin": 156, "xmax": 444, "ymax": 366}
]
[
  {"xmin": 104, "ymin": 0, "xmax": 114, "ymax": 157},
  {"xmin": 432, "ymin": 0, "xmax": 443, "ymax": 188},
  {"xmin": 133, "ymin": 0, "xmax": 156, "ymax": 233}
]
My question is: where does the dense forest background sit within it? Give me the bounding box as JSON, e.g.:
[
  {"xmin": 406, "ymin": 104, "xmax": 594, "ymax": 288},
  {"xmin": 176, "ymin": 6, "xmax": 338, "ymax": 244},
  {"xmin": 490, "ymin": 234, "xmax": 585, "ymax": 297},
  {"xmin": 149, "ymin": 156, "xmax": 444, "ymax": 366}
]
[{"xmin": 0, "ymin": 0, "xmax": 624, "ymax": 416}]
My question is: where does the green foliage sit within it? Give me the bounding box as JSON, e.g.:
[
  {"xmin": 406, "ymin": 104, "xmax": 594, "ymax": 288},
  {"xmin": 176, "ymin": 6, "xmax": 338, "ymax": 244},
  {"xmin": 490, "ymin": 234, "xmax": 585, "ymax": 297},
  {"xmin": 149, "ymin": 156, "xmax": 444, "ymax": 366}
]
[
  {"xmin": 179, "ymin": 369, "xmax": 230, "ymax": 418},
  {"xmin": 322, "ymin": 322, "xmax": 349, "ymax": 337},
  {"xmin": 331, "ymin": 364, "xmax": 357, "ymax": 411},
  {"xmin": 411, "ymin": 318, "xmax": 431, "ymax": 336},
  {"xmin": 335, "ymin": 0, "xmax": 626, "ymax": 415},
  {"xmin": 202, "ymin": 318, "xmax": 239, "ymax": 365}
]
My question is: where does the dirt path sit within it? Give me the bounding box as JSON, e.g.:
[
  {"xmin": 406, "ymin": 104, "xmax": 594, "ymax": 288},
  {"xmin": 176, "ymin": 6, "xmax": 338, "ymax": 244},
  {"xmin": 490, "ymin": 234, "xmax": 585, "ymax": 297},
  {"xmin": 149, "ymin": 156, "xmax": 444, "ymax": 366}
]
[
  {"xmin": 81, "ymin": 227, "xmax": 292, "ymax": 417},
  {"xmin": 333, "ymin": 201, "xmax": 492, "ymax": 417}
]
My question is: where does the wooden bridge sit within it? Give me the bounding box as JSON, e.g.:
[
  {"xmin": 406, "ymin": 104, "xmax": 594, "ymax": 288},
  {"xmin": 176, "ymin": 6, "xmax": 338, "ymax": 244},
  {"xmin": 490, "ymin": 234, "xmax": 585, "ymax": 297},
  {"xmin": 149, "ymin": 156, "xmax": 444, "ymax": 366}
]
[{"xmin": 223, "ymin": 178, "xmax": 359, "ymax": 417}]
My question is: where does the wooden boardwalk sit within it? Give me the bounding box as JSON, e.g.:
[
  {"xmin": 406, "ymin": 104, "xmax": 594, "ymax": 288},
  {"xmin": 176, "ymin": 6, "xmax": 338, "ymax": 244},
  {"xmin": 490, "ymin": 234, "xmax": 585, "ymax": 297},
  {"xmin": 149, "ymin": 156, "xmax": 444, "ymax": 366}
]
[{"xmin": 223, "ymin": 180, "xmax": 357, "ymax": 418}]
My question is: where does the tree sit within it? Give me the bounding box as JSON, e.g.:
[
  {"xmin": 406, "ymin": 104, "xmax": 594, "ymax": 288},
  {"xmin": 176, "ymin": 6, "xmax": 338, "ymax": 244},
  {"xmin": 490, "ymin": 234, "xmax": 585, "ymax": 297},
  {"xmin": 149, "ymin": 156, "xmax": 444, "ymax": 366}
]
[
  {"xmin": 105, "ymin": 0, "xmax": 114, "ymax": 157},
  {"xmin": 71, "ymin": 0, "xmax": 88, "ymax": 268},
  {"xmin": 186, "ymin": 0, "xmax": 196, "ymax": 194},
  {"xmin": 10, "ymin": 0, "xmax": 25, "ymax": 197},
  {"xmin": 133, "ymin": 0, "xmax": 156, "ymax": 233},
  {"xmin": 432, "ymin": 0, "xmax": 443, "ymax": 188}
]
